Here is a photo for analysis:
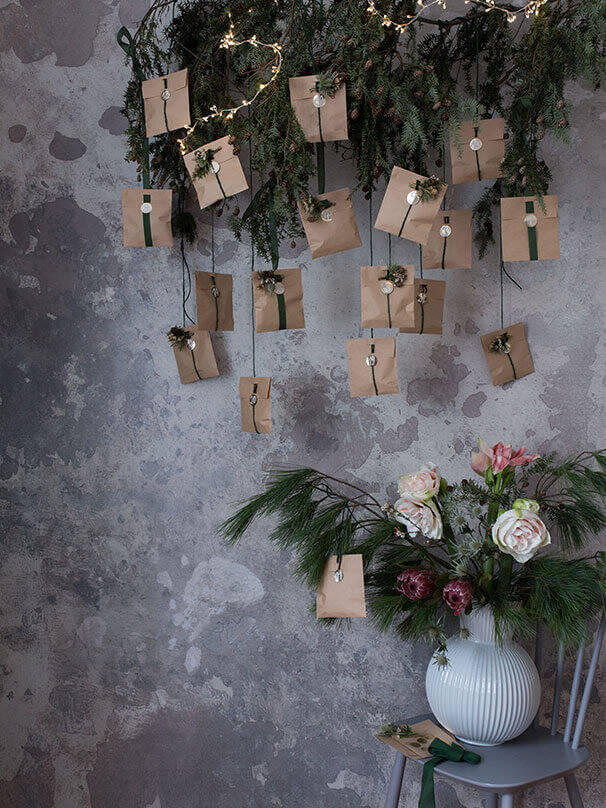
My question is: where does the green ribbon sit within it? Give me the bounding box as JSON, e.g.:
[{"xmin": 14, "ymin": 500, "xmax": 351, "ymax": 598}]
[
  {"xmin": 370, "ymin": 344, "xmax": 379, "ymax": 396},
  {"xmin": 210, "ymin": 275, "xmax": 219, "ymax": 330},
  {"xmin": 473, "ymin": 126, "xmax": 482, "ymax": 181},
  {"xmin": 251, "ymin": 382, "xmax": 260, "ymax": 434},
  {"xmin": 441, "ymin": 216, "xmax": 449, "ymax": 269},
  {"xmin": 276, "ymin": 293, "xmax": 287, "ymax": 330},
  {"xmin": 142, "ymin": 192, "xmax": 152, "ymax": 246},
  {"xmin": 386, "ymin": 294, "xmax": 392, "ymax": 328},
  {"xmin": 419, "ymin": 739, "xmax": 481, "ymax": 808},
  {"xmin": 117, "ymin": 27, "xmax": 150, "ymax": 188},
  {"xmin": 190, "ymin": 348, "xmax": 202, "ymax": 380},
  {"xmin": 506, "ymin": 352, "xmax": 518, "ymax": 380},
  {"xmin": 525, "ymin": 200, "xmax": 538, "ymax": 261},
  {"xmin": 162, "ymin": 77, "xmax": 170, "ymax": 133},
  {"xmin": 214, "ymin": 170, "xmax": 227, "ymax": 200},
  {"xmin": 419, "ymin": 303, "xmax": 425, "ymax": 334},
  {"xmin": 315, "ymin": 82, "xmax": 326, "ymax": 195},
  {"xmin": 398, "ymin": 180, "xmax": 419, "ymax": 238}
]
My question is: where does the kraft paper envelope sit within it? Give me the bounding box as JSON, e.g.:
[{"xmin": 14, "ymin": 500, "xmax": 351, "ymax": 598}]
[
  {"xmin": 184, "ymin": 136, "xmax": 248, "ymax": 210},
  {"xmin": 298, "ymin": 188, "xmax": 362, "ymax": 259},
  {"xmin": 347, "ymin": 337, "xmax": 399, "ymax": 397},
  {"xmin": 422, "ymin": 210, "xmax": 473, "ymax": 270},
  {"xmin": 122, "ymin": 188, "xmax": 173, "ymax": 247},
  {"xmin": 142, "ymin": 68, "xmax": 190, "ymax": 138},
  {"xmin": 481, "ymin": 322, "xmax": 534, "ymax": 386},
  {"xmin": 253, "ymin": 268, "xmax": 305, "ymax": 333},
  {"xmin": 289, "ymin": 75, "xmax": 348, "ymax": 142},
  {"xmin": 375, "ymin": 167, "xmax": 447, "ymax": 245},
  {"xmin": 450, "ymin": 118, "xmax": 505, "ymax": 184},
  {"xmin": 316, "ymin": 554, "xmax": 366, "ymax": 618},
  {"xmin": 239, "ymin": 377, "xmax": 271, "ymax": 434},
  {"xmin": 172, "ymin": 328, "xmax": 219, "ymax": 384},
  {"xmin": 195, "ymin": 270, "xmax": 234, "ymax": 332},
  {"xmin": 361, "ymin": 265, "xmax": 416, "ymax": 329},
  {"xmin": 500, "ymin": 195, "xmax": 560, "ymax": 262},
  {"xmin": 399, "ymin": 279, "xmax": 445, "ymax": 335}
]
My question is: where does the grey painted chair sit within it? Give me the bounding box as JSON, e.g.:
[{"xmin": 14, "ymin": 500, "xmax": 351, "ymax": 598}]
[{"xmin": 383, "ymin": 616, "xmax": 605, "ymax": 808}]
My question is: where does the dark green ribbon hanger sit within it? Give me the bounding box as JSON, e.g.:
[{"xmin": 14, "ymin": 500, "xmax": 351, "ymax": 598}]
[
  {"xmin": 250, "ymin": 383, "xmax": 260, "ymax": 434},
  {"xmin": 116, "ymin": 27, "xmax": 151, "ymax": 190},
  {"xmin": 315, "ymin": 80, "xmax": 326, "ymax": 195},
  {"xmin": 398, "ymin": 180, "xmax": 420, "ymax": 238},
  {"xmin": 525, "ymin": 200, "xmax": 539, "ymax": 260},
  {"xmin": 419, "ymin": 738, "xmax": 481, "ymax": 808}
]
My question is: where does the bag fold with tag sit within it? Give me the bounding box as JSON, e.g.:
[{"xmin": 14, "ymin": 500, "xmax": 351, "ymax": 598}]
[
  {"xmin": 168, "ymin": 326, "xmax": 219, "ymax": 384},
  {"xmin": 195, "ymin": 270, "xmax": 234, "ymax": 331},
  {"xmin": 316, "ymin": 554, "xmax": 366, "ymax": 618},
  {"xmin": 346, "ymin": 337, "xmax": 399, "ymax": 397},
  {"xmin": 142, "ymin": 69, "xmax": 191, "ymax": 138},
  {"xmin": 481, "ymin": 322, "xmax": 534, "ymax": 385},
  {"xmin": 500, "ymin": 195, "xmax": 560, "ymax": 262},
  {"xmin": 375, "ymin": 168, "xmax": 447, "ymax": 245},
  {"xmin": 399, "ymin": 279, "xmax": 445, "ymax": 335},
  {"xmin": 361, "ymin": 265, "xmax": 416, "ymax": 329},
  {"xmin": 183, "ymin": 136, "xmax": 248, "ymax": 209},
  {"xmin": 450, "ymin": 118, "xmax": 505, "ymax": 184},
  {"xmin": 122, "ymin": 188, "xmax": 173, "ymax": 247},
  {"xmin": 253, "ymin": 268, "xmax": 305, "ymax": 333},
  {"xmin": 298, "ymin": 188, "xmax": 361, "ymax": 258},
  {"xmin": 289, "ymin": 74, "xmax": 348, "ymax": 143},
  {"xmin": 422, "ymin": 210, "xmax": 473, "ymax": 270},
  {"xmin": 239, "ymin": 377, "xmax": 271, "ymax": 433}
]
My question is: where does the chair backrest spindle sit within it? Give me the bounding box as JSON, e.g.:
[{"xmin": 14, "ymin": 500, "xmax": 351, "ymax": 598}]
[
  {"xmin": 571, "ymin": 616, "xmax": 605, "ymax": 750},
  {"xmin": 533, "ymin": 625, "xmax": 543, "ymax": 729},
  {"xmin": 563, "ymin": 640, "xmax": 585, "ymax": 744},
  {"xmin": 550, "ymin": 642, "xmax": 565, "ymax": 736}
]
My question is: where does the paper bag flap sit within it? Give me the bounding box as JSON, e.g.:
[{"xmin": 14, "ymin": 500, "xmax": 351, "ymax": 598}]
[
  {"xmin": 195, "ymin": 270, "xmax": 233, "ymax": 290},
  {"xmin": 289, "ymin": 75, "xmax": 320, "ymax": 101},
  {"xmin": 457, "ymin": 117, "xmax": 504, "ymax": 142},
  {"xmin": 200, "ymin": 135, "xmax": 235, "ymax": 163},
  {"xmin": 347, "ymin": 337, "xmax": 396, "ymax": 360},
  {"xmin": 362, "ymin": 265, "xmax": 415, "ymax": 287},
  {"xmin": 239, "ymin": 377, "xmax": 271, "ymax": 398},
  {"xmin": 417, "ymin": 278, "xmax": 446, "ymax": 301},
  {"xmin": 500, "ymin": 195, "xmax": 558, "ymax": 220},
  {"xmin": 142, "ymin": 68, "xmax": 188, "ymax": 99}
]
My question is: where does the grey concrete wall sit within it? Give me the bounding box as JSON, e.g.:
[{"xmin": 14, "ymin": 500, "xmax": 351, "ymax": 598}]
[{"xmin": 0, "ymin": 2, "xmax": 604, "ymax": 806}]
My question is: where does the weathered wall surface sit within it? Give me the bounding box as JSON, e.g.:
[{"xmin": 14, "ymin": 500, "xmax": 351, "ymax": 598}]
[{"xmin": 0, "ymin": 2, "xmax": 604, "ymax": 806}]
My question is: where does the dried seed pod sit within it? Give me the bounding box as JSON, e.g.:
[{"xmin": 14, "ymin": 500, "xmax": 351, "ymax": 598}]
[
  {"xmin": 354, "ymin": 86, "xmax": 363, "ymax": 99},
  {"xmin": 291, "ymin": 240, "xmax": 296, "ymax": 249}
]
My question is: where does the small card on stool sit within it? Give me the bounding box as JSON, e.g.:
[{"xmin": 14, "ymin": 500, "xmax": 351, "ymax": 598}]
[
  {"xmin": 316, "ymin": 554, "xmax": 366, "ymax": 618},
  {"xmin": 375, "ymin": 720, "xmax": 456, "ymax": 760}
]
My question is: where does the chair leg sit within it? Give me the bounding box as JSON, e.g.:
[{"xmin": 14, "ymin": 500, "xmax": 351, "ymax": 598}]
[
  {"xmin": 383, "ymin": 753, "xmax": 406, "ymax": 808},
  {"xmin": 564, "ymin": 773, "xmax": 586, "ymax": 808},
  {"xmin": 500, "ymin": 795, "xmax": 515, "ymax": 808}
]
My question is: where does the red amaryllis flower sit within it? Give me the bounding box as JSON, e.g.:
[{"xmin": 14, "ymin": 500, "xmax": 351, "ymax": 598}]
[
  {"xmin": 396, "ymin": 569, "xmax": 436, "ymax": 601},
  {"xmin": 470, "ymin": 439, "xmax": 540, "ymax": 476},
  {"xmin": 442, "ymin": 579, "xmax": 473, "ymax": 616}
]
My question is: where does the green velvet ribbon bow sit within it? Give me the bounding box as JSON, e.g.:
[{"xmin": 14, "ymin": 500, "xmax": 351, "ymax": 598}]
[
  {"xmin": 419, "ymin": 738, "xmax": 481, "ymax": 808},
  {"xmin": 116, "ymin": 26, "xmax": 151, "ymax": 189}
]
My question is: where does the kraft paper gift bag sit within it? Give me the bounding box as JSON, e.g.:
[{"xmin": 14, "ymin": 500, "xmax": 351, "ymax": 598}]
[
  {"xmin": 288, "ymin": 74, "xmax": 348, "ymax": 143},
  {"xmin": 298, "ymin": 188, "xmax": 362, "ymax": 259},
  {"xmin": 122, "ymin": 188, "xmax": 173, "ymax": 247},
  {"xmin": 142, "ymin": 69, "xmax": 190, "ymax": 138},
  {"xmin": 481, "ymin": 322, "xmax": 534, "ymax": 386},
  {"xmin": 316, "ymin": 554, "xmax": 366, "ymax": 618},
  {"xmin": 450, "ymin": 118, "xmax": 505, "ymax": 184},
  {"xmin": 254, "ymin": 268, "xmax": 305, "ymax": 333},
  {"xmin": 375, "ymin": 168, "xmax": 447, "ymax": 245},
  {"xmin": 346, "ymin": 337, "xmax": 399, "ymax": 397},
  {"xmin": 375, "ymin": 720, "xmax": 456, "ymax": 761},
  {"xmin": 195, "ymin": 270, "xmax": 234, "ymax": 331},
  {"xmin": 183, "ymin": 136, "xmax": 248, "ymax": 209},
  {"xmin": 360, "ymin": 265, "xmax": 416, "ymax": 329},
  {"xmin": 422, "ymin": 209, "xmax": 473, "ymax": 270},
  {"xmin": 500, "ymin": 195, "xmax": 560, "ymax": 262},
  {"xmin": 239, "ymin": 377, "xmax": 271, "ymax": 434},
  {"xmin": 399, "ymin": 279, "xmax": 445, "ymax": 335},
  {"xmin": 167, "ymin": 326, "xmax": 219, "ymax": 385}
]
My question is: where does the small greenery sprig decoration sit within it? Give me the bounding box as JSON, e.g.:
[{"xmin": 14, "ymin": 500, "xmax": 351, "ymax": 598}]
[
  {"xmin": 381, "ymin": 264, "xmax": 408, "ymax": 287},
  {"xmin": 192, "ymin": 147, "xmax": 220, "ymax": 180},
  {"xmin": 257, "ymin": 270, "xmax": 283, "ymax": 294},
  {"xmin": 489, "ymin": 332, "xmax": 512, "ymax": 354},
  {"xmin": 413, "ymin": 176, "xmax": 446, "ymax": 203},
  {"xmin": 417, "ymin": 283, "xmax": 428, "ymax": 304},
  {"xmin": 313, "ymin": 71, "xmax": 342, "ymax": 98},
  {"xmin": 379, "ymin": 723, "xmax": 415, "ymax": 739},
  {"xmin": 167, "ymin": 326, "xmax": 193, "ymax": 349},
  {"xmin": 300, "ymin": 193, "xmax": 334, "ymax": 222}
]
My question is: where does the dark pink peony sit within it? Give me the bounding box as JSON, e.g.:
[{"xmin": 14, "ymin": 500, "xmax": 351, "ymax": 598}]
[
  {"xmin": 442, "ymin": 579, "xmax": 474, "ymax": 616},
  {"xmin": 396, "ymin": 569, "xmax": 436, "ymax": 601}
]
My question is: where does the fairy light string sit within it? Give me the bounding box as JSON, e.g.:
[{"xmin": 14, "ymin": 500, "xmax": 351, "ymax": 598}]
[{"xmin": 366, "ymin": 0, "xmax": 548, "ymax": 32}]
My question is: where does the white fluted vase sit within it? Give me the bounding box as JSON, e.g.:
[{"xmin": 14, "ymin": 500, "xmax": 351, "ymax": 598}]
[{"xmin": 425, "ymin": 606, "xmax": 541, "ymax": 746}]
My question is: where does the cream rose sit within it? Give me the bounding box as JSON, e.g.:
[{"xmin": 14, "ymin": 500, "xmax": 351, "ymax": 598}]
[
  {"xmin": 394, "ymin": 495, "xmax": 443, "ymax": 540},
  {"xmin": 492, "ymin": 508, "xmax": 551, "ymax": 563},
  {"xmin": 398, "ymin": 464, "xmax": 440, "ymax": 501}
]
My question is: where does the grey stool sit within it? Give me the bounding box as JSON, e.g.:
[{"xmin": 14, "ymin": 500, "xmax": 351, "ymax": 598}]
[{"xmin": 383, "ymin": 617, "xmax": 605, "ymax": 808}]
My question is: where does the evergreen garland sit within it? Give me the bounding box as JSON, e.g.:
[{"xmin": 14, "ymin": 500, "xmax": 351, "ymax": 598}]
[{"xmin": 121, "ymin": 0, "xmax": 606, "ymax": 261}]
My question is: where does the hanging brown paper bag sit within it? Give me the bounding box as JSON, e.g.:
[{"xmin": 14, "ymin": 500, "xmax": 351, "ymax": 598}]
[
  {"xmin": 481, "ymin": 322, "xmax": 534, "ymax": 386},
  {"xmin": 346, "ymin": 337, "xmax": 399, "ymax": 397},
  {"xmin": 122, "ymin": 188, "xmax": 173, "ymax": 247},
  {"xmin": 288, "ymin": 74, "xmax": 348, "ymax": 142},
  {"xmin": 183, "ymin": 136, "xmax": 248, "ymax": 210},
  {"xmin": 142, "ymin": 69, "xmax": 191, "ymax": 138},
  {"xmin": 167, "ymin": 326, "xmax": 219, "ymax": 384},
  {"xmin": 253, "ymin": 268, "xmax": 305, "ymax": 333},
  {"xmin": 239, "ymin": 377, "xmax": 271, "ymax": 434},
  {"xmin": 360, "ymin": 265, "xmax": 416, "ymax": 329},
  {"xmin": 316, "ymin": 554, "xmax": 366, "ymax": 618},
  {"xmin": 450, "ymin": 118, "xmax": 505, "ymax": 184},
  {"xmin": 195, "ymin": 270, "xmax": 234, "ymax": 331},
  {"xmin": 500, "ymin": 196, "xmax": 560, "ymax": 262},
  {"xmin": 375, "ymin": 168, "xmax": 446, "ymax": 245},
  {"xmin": 399, "ymin": 279, "xmax": 445, "ymax": 335},
  {"xmin": 298, "ymin": 188, "xmax": 362, "ymax": 258},
  {"xmin": 422, "ymin": 210, "xmax": 473, "ymax": 270}
]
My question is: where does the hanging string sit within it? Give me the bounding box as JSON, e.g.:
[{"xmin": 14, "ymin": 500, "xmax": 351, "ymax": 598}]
[
  {"xmin": 419, "ymin": 245, "xmax": 424, "ymax": 279},
  {"xmin": 475, "ymin": 16, "xmax": 480, "ymax": 107},
  {"xmin": 211, "ymin": 206, "xmax": 215, "ymax": 273},
  {"xmin": 178, "ymin": 187, "xmax": 195, "ymax": 327},
  {"xmin": 369, "ymin": 189, "xmax": 374, "ymax": 339},
  {"xmin": 388, "ymin": 233, "xmax": 392, "ymax": 265},
  {"xmin": 248, "ymin": 115, "xmax": 257, "ymax": 377}
]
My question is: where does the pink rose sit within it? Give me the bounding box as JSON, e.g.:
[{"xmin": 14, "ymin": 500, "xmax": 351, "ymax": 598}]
[
  {"xmin": 396, "ymin": 569, "xmax": 436, "ymax": 601},
  {"xmin": 398, "ymin": 464, "xmax": 440, "ymax": 501},
  {"xmin": 471, "ymin": 438, "xmax": 540, "ymax": 476},
  {"xmin": 442, "ymin": 579, "xmax": 473, "ymax": 616},
  {"xmin": 394, "ymin": 495, "xmax": 443, "ymax": 540},
  {"xmin": 492, "ymin": 508, "xmax": 551, "ymax": 563}
]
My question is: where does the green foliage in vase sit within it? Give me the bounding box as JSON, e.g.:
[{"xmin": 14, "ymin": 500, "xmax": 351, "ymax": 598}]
[{"xmin": 120, "ymin": 0, "xmax": 606, "ymax": 261}]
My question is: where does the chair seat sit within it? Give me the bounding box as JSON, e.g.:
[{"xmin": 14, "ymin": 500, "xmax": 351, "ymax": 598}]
[{"xmin": 434, "ymin": 724, "xmax": 588, "ymax": 793}]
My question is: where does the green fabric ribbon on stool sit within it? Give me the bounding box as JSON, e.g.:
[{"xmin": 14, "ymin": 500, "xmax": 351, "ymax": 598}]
[{"xmin": 419, "ymin": 738, "xmax": 481, "ymax": 808}]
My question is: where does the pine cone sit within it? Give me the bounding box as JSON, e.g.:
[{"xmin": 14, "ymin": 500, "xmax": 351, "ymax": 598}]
[
  {"xmin": 365, "ymin": 58, "xmax": 373, "ymax": 69},
  {"xmin": 443, "ymin": 99, "xmax": 452, "ymax": 107},
  {"xmin": 558, "ymin": 118, "xmax": 567, "ymax": 128},
  {"xmin": 354, "ymin": 86, "xmax": 363, "ymax": 99},
  {"xmin": 432, "ymin": 101, "xmax": 441, "ymax": 110},
  {"xmin": 414, "ymin": 90, "xmax": 423, "ymax": 98},
  {"xmin": 441, "ymin": 112, "xmax": 449, "ymax": 121},
  {"xmin": 350, "ymin": 108, "xmax": 360, "ymax": 120},
  {"xmin": 557, "ymin": 99, "xmax": 565, "ymax": 109},
  {"xmin": 234, "ymin": 207, "xmax": 240, "ymax": 216},
  {"xmin": 387, "ymin": 106, "xmax": 396, "ymax": 117},
  {"xmin": 373, "ymin": 166, "xmax": 381, "ymax": 178},
  {"xmin": 413, "ymin": 68, "xmax": 423, "ymax": 78},
  {"xmin": 536, "ymin": 115, "xmax": 545, "ymax": 124},
  {"xmin": 537, "ymin": 129, "xmax": 545, "ymax": 140},
  {"xmin": 394, "ymin": 114, "xmax": 402, "ymax": 124},
  {"xmin": 228, "ymin": 135, "xmax": 236, "ymax": 145},
  {"xmin": 289, "ymin": 142, "xmax": 297, "ymax": 152},
  {"xmin": 340, "ymin": 33, "xmax": 349, "ymax": 42},
  {"xmin": 291, "ymin": 240, "xmax": 296, "ymax": 248},
  {"xmin": 233, "ymin": 146, "xmax": 240, "ymax": 155}
]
